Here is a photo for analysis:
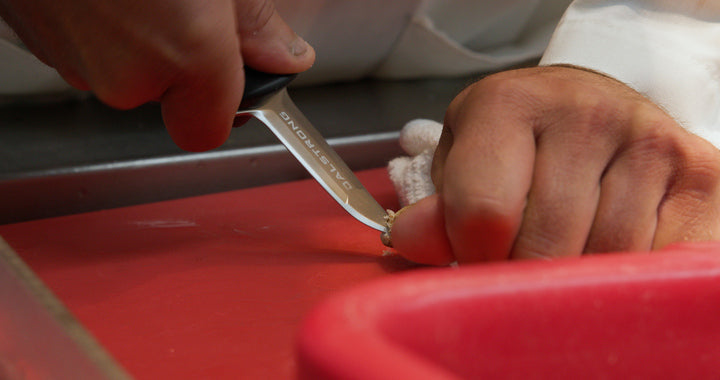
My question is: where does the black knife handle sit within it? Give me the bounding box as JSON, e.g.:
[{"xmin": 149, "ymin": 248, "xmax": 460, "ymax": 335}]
[{"xmin": 239, "ymin": 67, "xmax": 297, "ymax": 110}]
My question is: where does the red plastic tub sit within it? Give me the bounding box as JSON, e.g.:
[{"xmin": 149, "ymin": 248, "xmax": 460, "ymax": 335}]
[{"xmin": 297, "ymin": 243, "xmax": 720, "ymax": 379}]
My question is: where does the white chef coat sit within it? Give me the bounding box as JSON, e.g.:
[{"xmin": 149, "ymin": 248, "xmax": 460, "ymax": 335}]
[
  {"xmin": 275, "ymin": 0, "xmax": 572, "ymax": 84},
  {"xmin": 1, "ymin": 0, "xmax": 718, "ymax": 147},
  {"xmin": 541, "ymin": 0, "xmax": 720, "ymax": 148}
]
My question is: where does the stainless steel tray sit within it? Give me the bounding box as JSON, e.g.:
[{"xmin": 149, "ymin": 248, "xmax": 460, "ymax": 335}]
[{"xmin": 0, "ymin": 77, "xmax": 472, "ymax": 224}]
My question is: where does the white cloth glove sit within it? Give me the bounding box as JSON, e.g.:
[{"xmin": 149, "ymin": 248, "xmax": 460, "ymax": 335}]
[{"xmin": 387, "ymin": 119, "xmax": 443, "ymax": 207}]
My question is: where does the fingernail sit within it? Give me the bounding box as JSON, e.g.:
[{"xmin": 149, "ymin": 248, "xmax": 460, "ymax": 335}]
[{"xmin": 289, "ymin": 35, "xmax": 309, "ymax": 56}]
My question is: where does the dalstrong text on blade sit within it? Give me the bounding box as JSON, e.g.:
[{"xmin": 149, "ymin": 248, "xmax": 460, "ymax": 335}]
[{"xmin": 278, "ymin": 111, "xmax": 353, "ymax": 190}]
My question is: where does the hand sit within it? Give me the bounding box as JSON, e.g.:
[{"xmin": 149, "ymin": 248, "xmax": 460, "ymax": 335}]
[
  {"xmin": 389, "ymin": 66, "xmax": 720, "ymax": 265},
  {"xmin": 0, "ymin": 0, "xmax": 314, "ymax": 151}
]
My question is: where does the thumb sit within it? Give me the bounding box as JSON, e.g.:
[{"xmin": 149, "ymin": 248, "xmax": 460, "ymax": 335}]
[
  {"xmin": 389, "ymin": 195, "xmax": 455, "ymax": 266},
  {"xmin": 235, "ymin": 0, "xmax": 315, "ymax": 73}
]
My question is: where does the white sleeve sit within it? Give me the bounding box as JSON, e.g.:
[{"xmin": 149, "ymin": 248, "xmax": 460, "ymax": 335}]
[{"xmin": 540, "ymin": 0, "xmax": 720, "ymax": 148}]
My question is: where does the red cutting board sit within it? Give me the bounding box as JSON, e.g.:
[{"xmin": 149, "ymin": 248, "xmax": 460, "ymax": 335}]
[{"xmin": 0, "ymin": 168, "xmax": 418, "ymax": 379}]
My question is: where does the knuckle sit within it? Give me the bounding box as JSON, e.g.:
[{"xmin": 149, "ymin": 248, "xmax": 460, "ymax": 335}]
[
  {"xmin": 447, "ymin": 73, "xmax": 542, "ymax": 129},
  {"xmin": 570, "ymin": 90, "xmax": 613, "ymax": 120},
  {"xmin": 677, "ymin": 138, "xmax": 720, "ymax": 195},
  {"xmin": 559, "ymin": 89, "xmax": 621, "ymax": 139},
  {"xmin": 632, "ymin": 102, "xmax": 675, "ymax": 132},
  {"xmin": 237, "ymin": 0, "xmax": 277, "ymax": 33},
  {"xmin": 94, "ymin": 88, "xmax": 149, "ymax": 110},
  {"xmin": 91, "ymin": 70, "xmax": 168, "ymax": 110},
  {"xmin": 175, "ymin": 21, "xmax": 227, "ymax": 62},
  {"xmin": 659, "ymin": 143, "xmax": 720, "ymax": 242},
  {"xmin": 445, "ymin": 85, "xmax": 472, "ymax": 123},
  {"xmin": 627, "ymin": 119, "xmax": 720, "ymax": 194},
  {"xmin": 641, "ymin": 123, "xmax": 720, "ymax": 208},
  {"xmin": 622, "ymin": 104, "xmax": 684, "ymax": 160},
  {"xmin": 630, "ymin": 127, "xmax": 680, "ymax": 161},
  {"xmin": 445, "ymin": 192, "xmax": 521, "ymax": 242},
  {"xmin": 475, "ymin": 73, "xmax": 538, "ymax": 107}
]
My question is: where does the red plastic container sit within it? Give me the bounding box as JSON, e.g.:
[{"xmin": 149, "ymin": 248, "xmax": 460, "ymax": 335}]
[{"xmin": 297, "ymin": 243, "xmax": 720, "ymax": 379}]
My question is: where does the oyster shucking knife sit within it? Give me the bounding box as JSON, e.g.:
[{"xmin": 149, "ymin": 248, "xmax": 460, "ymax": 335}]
[{"xmin": 235, "ymin": 68, "xmax": 389, "ymax": 235}]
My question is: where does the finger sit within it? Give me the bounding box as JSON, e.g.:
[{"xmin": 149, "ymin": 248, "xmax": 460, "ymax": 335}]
[
  {"xmin": 440, "ymin": 86, "xmax": 536, "ymax": 263},
  {"xmin": 389, "ymin": 195, "xmax": 455, "ymax": 266},
  {"xmin": 430, "ymin": 126, "xmax": 453, "ymax": 193},
  {"xmin": 431, "ymin": 86, "xmax": 472, "ymax": 192},
  {"xmin": 653, "ymin": 136, "xmax": 720, "ymax": 248},
  {"xmin": 583, "ymin": 134, "xmax": 673, "ymax": 253},
  {"xmin": 161, "ymin": 9, "xmax": 244, "ymax": 152},
  {"xmin": 509, "ymin": 121, "xmax": 614, "ymax": 259},
  {"xmin": 161, "ymin": 64, "xmax": 243, "ymax": 152},
  {"xmin": 235, "ymin": 0, "xmax": 315, "ymax": 73}
]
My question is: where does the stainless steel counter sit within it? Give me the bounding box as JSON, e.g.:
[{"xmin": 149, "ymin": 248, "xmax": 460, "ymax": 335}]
[{"xmin": 0, "ymin": 77, "xmax": 474, "ymax": 224}]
